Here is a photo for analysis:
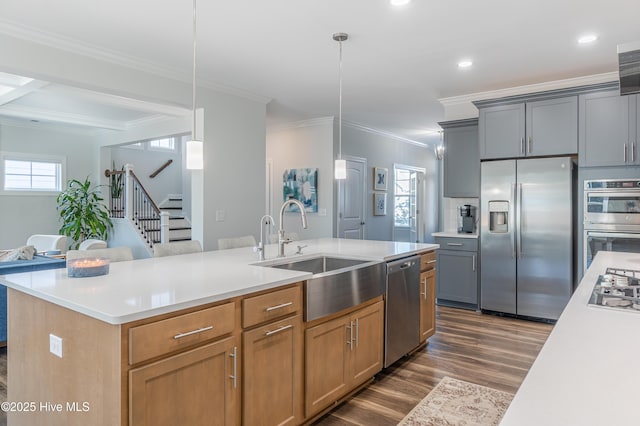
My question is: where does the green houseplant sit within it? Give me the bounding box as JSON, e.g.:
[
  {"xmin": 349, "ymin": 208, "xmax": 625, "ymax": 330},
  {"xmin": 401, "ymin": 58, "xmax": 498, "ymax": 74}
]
[{"xmin": 56, "ymin": 177, "xmax": 113, "ymax": 249}]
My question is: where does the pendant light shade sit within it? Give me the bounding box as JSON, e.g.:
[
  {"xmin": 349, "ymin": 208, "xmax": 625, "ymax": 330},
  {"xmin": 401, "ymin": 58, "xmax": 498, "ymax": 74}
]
[
  {"xmin": 334, "ymin": 32, "xmax": 348, "ymax": 180},
  {"xmin": 334, "ymin": 159, "xmax": 347, "ymax": 179},
  {"xmin": 186, "ymin": 0, "xmax": 203, "ymax": 170}
]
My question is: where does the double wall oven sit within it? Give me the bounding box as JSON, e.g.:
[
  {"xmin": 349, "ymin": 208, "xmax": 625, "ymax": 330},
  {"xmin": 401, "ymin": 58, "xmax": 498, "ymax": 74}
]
[{"xmin": 584, "ymin": 179, "xmax": 640, "ymax": 270}]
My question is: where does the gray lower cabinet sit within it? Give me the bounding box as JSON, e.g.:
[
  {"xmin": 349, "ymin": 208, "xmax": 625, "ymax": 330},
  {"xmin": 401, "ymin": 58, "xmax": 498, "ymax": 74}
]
[
  {"xmin": 478, "ymin": 96, "xmax": 578, "ymax": 160},
  {"xmin": 579, "ymin": 90, "xmax": 640, "ymax": 167},
  {"xmin": 439, "ymin": 119, "xmax": 479, "ymax": 198},
  {"xmin": 435, "ymin": 237, "xmax": 478, "ymax": 309}
]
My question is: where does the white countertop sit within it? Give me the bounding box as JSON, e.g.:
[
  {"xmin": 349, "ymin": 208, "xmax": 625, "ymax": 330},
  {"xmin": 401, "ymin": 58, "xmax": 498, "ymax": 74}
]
[
  {"xmin": 432, "ymin": 231, "xmax": 478, "ymax": 239},
  {"xmin": 500, "ymin": 251, "xmax": 640, "ymax": 426},
  {"xmin": 0, "ymin": 238, "xmax": 437, "ymax": 325}
]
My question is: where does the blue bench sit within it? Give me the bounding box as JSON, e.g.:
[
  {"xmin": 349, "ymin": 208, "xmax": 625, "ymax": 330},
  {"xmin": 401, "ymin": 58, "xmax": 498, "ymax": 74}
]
[{"xmin": 0, "ymin": 255, "xmax": 66, "ymax": 345}]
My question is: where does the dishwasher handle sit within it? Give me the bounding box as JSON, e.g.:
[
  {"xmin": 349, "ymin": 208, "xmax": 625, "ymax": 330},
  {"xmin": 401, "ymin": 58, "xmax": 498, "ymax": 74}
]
[{"xmin": 386, "ymin": 255, "xmax": 420, "ymax": 274}]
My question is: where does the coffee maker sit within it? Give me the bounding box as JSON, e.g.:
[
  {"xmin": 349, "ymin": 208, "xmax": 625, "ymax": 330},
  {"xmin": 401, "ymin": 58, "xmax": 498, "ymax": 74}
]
[{"xmin": 458, "ymin": 204, "xmax": 477, "ymax": 234}]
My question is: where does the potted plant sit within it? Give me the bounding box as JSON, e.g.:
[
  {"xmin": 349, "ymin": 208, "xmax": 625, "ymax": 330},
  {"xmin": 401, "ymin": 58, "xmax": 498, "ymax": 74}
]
[
  {"xmin": 56, "ymin": 177, "xmax": 113, "ymax": 249},
  {"xmin": 110, "ymin": 161, "xmax": 124, "ymax": 199}
]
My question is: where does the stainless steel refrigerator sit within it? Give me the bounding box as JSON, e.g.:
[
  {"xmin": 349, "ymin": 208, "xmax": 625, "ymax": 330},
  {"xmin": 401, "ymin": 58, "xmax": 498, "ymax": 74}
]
[{"xmin": 480, "ymin": 157, "xmax": 574, "ymax": 321}]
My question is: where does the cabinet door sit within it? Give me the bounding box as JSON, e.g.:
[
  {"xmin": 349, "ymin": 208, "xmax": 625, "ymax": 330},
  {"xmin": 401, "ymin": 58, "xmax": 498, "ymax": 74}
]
[
  {"xmin": 633, "ymin": 95, "xmax": 640, "ymax": 165},
  {"xmin": 579, "ymin": 90, "xmax": 632, "ymax": 167},
  {"xmin": 526, "ymin": 96, "xmax": 578, "ymax": 156},
  {"xmin": 349, "ymin": 301, "xmax": 384, "ymax": 386},
  {"xmin": 129, "ymin": 336, "xmax": 237, "ymax": 426},
  {"xmin": 419, "ymin": 269, "xmax": 436, "ymax": 342},
  {"xmin": 443, "ymin": 123, "xmax": 480, "ymax": 197},
  {"xmin": 436, "ymin": 250, "xmax": 478, "ymax": 305},
  {"xmin": 479, "ymin": 103, "xmax": 525, "ymax": 159},
  {"xmin": 243, "ymin": 315, "xmax": 302, "ymax": 426},
  {"xmin": 305, "ymin": 315, "xmax": 350, "ymax": 417}
]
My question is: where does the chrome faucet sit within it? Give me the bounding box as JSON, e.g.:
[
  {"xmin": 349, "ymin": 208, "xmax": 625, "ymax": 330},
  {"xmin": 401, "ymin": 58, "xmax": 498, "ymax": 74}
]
[
  {"xmin": 278, "ymin": 199, "xmax": 308, "ymax": 257},
  {"xmin": 256, "ymin": 214, "xmax": 274, "ymax": 261}
]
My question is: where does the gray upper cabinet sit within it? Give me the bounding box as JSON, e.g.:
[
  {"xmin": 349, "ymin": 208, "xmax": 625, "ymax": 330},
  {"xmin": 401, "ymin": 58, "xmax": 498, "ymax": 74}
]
[
  {"xmin": 479, "ymin": 96, "xmax": 578, "ymax": 160},
  {"xmin": 579, "ymin": 90, "xmax": 639, "ymax": 167},
  {"xmin": 440, "ymin": 119, "xmax": 479, "ymax": 198},
  {"xmin": 479, "ymin": 103, "xmax": 524, "ymax": 159}
]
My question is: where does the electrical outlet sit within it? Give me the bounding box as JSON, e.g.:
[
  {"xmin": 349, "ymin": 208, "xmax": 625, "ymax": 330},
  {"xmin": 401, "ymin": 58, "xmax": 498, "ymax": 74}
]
[{"xmin": 49, "ymin": 334, "xmax": 63, "ymax": 358}]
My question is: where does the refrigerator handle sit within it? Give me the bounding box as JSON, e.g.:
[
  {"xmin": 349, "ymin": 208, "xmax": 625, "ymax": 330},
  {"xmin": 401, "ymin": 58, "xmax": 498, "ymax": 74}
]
[
  {"xmin": 516, "ymin": 183, "xmax": 523, "ymax": 258},
  {"xmin": 511, "ymin": 183, "xmax": 517, "ymax": 259}
]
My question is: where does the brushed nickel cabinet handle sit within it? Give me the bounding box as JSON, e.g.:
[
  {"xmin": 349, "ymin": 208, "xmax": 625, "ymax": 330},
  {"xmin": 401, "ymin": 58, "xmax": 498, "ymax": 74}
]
[
  {"xmin": 265, "ymin": 324, "xmax": 293, "ymax": 336},
  {"xmin": 427, "ymin": 260, "xmax": 437, "ymax": 264},
  {"xmin": 624, "ymin": 144, "xmax": 628, "ymax": 162},
  {"xmin": 265, "ymin": 302, "xmax": 293, "ymax": 312},
  {"xmin": 633, "ymin": 144, "xmax": 636, "ymax": 162},
  {"xmin": 528, "ymin": 136, "xmax": 532, "ymax": 153},
  {"xmin": 472, "ymin": 255, "xmax": 476, "ymax": 272},
  {"xmin": 229, "ymin": 346, "xmax": 237, "ymax": 389},
  {"xmin": 520, "ymin": 137, "xmax": 525, "ymax": 154},
  {"xmin": 355, "ymin": 318, "xmax": 359, "ymax": 348},
  {"xmin": 421, "ymin": 278, "xmax": 427, "ymax": 300},
  {"xmin": 173, "ymin": 325, "xmax": 213, "ymax": 340},
  {"xmin": 447, "ymin": 243, "xmax": 463, "ymax": 246},
  {"xmin": 346, "ymin": 321, "xmax": 353, "ymax": 350}
]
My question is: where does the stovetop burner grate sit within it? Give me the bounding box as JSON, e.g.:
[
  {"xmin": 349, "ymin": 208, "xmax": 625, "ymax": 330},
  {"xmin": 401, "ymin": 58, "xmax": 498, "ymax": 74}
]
[{"xmin": 588, "ymin": 267, "xmax": 640, "ymax": 312}]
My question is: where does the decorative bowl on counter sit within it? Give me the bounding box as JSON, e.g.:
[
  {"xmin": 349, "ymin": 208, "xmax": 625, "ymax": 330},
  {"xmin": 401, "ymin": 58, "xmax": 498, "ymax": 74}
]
[{"xmin": 67, "ymin": 258, "xmax": 110, "ymax": 278}]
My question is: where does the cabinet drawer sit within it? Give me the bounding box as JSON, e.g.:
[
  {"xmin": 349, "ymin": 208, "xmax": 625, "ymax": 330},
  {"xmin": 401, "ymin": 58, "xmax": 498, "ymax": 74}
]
[
  {"xmin": 243, "ymin": 285, "xmax": 301, "ymax": 328},
  {"xmin": 129, "ymin": 302, "xmax": 235, "ymax": 365},
  {"xmin": 435, "ymin": 237, "xmax": 477, "ymax": 252},
  {"xmin": 420, "ymin": 251, "xmax": 437, "ymax": 271}
]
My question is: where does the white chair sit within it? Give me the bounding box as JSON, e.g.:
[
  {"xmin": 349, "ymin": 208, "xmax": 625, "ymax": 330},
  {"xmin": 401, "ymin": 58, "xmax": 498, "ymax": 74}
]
[
  {"xmin": 153, "ymin": 240, "xmax": 202, "ymax": 257},
  {"xmin": 26, "ymin": 234, "xmax": 68, "ymax": 254},
  {"xmin": 66, "ymin": 247, "xmax": 134, "ymax": 263},
  {"xmin": 78, "ymin": 239, "xmax": 107, "ymax": 250},
  {"xmin": 218, "ymin": 235, "xmax": 257, "ymax": 250}
]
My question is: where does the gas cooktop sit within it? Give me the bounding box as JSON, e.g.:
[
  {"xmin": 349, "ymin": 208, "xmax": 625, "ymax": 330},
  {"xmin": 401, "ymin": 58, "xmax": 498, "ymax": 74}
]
[{"xmin": 589, "ymin": 267, "xmax": 640, "ymax": 312}]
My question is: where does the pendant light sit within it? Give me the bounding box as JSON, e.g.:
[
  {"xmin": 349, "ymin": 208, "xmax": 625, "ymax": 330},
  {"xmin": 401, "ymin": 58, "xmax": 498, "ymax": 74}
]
[
  {"xmin": 333, "ymin": 32, "xmax": 348, "ymax": 180},
  {"xmin": 186, "ymin": 0, "xmax": 203, "ymax": 170}
]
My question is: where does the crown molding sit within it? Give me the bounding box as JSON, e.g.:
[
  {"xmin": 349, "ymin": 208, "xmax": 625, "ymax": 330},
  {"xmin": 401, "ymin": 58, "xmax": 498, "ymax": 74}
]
[
  {"xmin": 438, "ymin": 72, "xmax": 619, "ymax": 107},
  {"xmin": 0, "ymin": 19, "xmax": 271, "ymax": 105},
  {"xmin": 0, "ymin": 104, "xmax": 126, "ymax": 130},
  {"xmin": 343, "ymin": 121, "xmax": 429, "ymax": 148},
  {"xmin": 267, "ymin": 116, "xmax": 335, "ymax": 131},
  {"xmin": 0, "ymin": 115, "xmax": 102, "ymax": 136}
]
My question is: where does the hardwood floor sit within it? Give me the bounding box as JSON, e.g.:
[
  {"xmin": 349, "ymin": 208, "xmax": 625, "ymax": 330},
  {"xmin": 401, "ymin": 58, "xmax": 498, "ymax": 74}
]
[
  {"xmin": 313, "ymin": 306, "xmax": 553, "ymax": 425},
  {"xmin": 0, "ymin": 307, "xmax": 551, "ymax": 426}
]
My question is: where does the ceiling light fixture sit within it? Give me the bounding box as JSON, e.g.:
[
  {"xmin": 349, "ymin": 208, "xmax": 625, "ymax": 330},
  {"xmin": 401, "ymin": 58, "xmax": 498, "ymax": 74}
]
[
  {"xmin": 186, "ymin": 0, "xmax": 203, "ymax": 170},
  {"xmin": 390, "ymin": 0, "xmax": 411, "ymax": 6},
  {"xmin": 578, "ymin": 34, "xmax": 598, "ymax": 44},
  {"xmin": 458, "ymin": 60, "xmax": 473, "ymax": 69},
  {"xmin": 334, "ymin": 32, "xmax": 348, "ymax": 180}
]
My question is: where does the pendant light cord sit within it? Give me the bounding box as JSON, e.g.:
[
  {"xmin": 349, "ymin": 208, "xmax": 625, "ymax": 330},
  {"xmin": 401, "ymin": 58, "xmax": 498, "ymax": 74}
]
[
  {"xmin": 192, "ymin": 0, "xmax": 197, "ymax": 139},
  {"xmin": 338, "ymin": 38, "xmax": 343, "ymax": 161}
]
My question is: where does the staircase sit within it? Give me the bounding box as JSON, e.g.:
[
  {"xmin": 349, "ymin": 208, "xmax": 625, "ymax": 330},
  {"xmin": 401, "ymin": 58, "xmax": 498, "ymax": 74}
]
[{"xmin": 157, "ymin": 195, "xmax": 192, "ymax": 243}]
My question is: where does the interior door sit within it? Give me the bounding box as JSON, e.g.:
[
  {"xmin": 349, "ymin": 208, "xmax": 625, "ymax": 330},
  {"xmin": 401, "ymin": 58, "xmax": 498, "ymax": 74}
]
[{"xmin": 338, "ymin": 158, "xmax": 366, "ymax": 239}]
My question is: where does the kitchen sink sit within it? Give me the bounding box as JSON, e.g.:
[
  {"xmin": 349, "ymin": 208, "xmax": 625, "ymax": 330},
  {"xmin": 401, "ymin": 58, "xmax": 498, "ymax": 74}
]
[{"xmin": 262, "ymin": 255, "xmax": 385, "ymax": 321}]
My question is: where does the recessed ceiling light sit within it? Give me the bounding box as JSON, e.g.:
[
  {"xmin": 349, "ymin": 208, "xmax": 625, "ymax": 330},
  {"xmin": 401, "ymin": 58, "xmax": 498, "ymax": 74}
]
[
  {"xmin": 578, "ymin": 34, "xmax": 598, "ymax": 44},
  {"xmin": 458, "ymin": 60, "xmax": 473, "ymax": 69},
  {"xmin": 390, "ymin": 0, "xmax": 411, "ymax": 6}
]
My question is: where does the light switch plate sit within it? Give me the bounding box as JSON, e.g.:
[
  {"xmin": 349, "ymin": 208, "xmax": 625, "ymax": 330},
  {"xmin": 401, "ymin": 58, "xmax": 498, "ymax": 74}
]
[
  {"xmin": 49, "ymin": 334, "xmax": 63, "ymax": 358},
  {"xmin": 215, "ymin": 210, "xmax": 225, "ymax": 222}
]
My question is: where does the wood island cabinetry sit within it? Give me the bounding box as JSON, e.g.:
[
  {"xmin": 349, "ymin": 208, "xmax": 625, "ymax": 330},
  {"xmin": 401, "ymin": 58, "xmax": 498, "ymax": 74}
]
[
  {"xmin": 304, "ymin": 299, "xmax": 384, "ymax": 418},
  {"xmin": 419, "ymin": 251, "xmax": 436, "ymax": 343}
]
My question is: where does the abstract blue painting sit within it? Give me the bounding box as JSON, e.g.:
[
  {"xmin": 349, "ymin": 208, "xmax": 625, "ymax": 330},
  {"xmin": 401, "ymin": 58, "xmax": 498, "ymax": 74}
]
[{"xmin": 282, "ymin": 168, "xmax": 318, "ymax": 213}]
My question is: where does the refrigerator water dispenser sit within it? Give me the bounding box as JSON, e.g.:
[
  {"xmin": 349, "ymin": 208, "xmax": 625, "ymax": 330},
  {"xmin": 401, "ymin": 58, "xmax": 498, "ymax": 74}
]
[{"xmin": 488, "ymin": 201, "xmax": 509, "ymax": 233}]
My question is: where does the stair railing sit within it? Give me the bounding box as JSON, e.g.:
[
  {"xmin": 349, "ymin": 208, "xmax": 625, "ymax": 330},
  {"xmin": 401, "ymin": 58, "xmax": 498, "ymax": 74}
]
[{"xmin": 106, "ymin": 164, "xmax": 169, "ymax": 249}]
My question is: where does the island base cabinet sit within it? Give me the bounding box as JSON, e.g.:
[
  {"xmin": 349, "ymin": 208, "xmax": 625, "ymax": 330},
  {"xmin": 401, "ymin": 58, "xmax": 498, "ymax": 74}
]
[
  {"xmin": 129, "ymin": 336, "xmax": 238, "ymax": 426},
  {"xmin": 305, "ymin": 300, "xmax": 383, "ymax": 418},
  {"xmin": 419, "ymin": 269, "xmax": 436, "ymax": 342},
  {"xmin": 242, "ymin": 315, "xmax": 303, "ymax": 426}
]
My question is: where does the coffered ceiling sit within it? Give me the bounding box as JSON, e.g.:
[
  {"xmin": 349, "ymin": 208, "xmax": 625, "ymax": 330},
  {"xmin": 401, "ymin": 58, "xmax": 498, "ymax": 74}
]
[{"xmin": 0, "ymin": 0, "xmax": 637, "ymax": 143}]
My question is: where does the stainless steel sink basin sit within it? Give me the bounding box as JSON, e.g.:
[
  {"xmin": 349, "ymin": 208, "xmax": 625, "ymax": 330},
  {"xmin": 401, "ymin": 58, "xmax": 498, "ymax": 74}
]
[
  {"xmin": 263, "ymin": 255, "xmax": 385, "ymax": 321},
  {"xmin": 269, "ymin": 256, "xmax": 370, "ymax": 275}
]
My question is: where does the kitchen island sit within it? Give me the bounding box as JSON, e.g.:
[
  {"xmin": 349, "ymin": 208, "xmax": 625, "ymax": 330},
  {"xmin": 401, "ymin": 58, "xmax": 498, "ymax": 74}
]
[
  {"xmin": 500, "ymin": 251, "xmax": 640, "ymax": 426},
  {"xmin": 0, "ymin": 237, "xmax": 437, "ymax": 426}
]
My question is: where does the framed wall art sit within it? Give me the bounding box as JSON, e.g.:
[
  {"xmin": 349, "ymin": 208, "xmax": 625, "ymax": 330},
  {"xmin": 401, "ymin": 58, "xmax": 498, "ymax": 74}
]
[
  {"xmin": 373, "ymin": 167, "xmax": 388, "ymax": 191},
  {"xmin": 373, "ymin": 192, "xmax": 387, "ymax": 216},
  {"xmin": 282, "ymin": 168, "xmax": 318, "ymax": 213}
]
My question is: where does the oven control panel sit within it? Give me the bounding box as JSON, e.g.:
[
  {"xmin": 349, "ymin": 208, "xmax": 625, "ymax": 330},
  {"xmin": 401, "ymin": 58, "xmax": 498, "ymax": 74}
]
[{"xmin": 585, "ymin": 179, "xmax": 640, "ymax": 189}]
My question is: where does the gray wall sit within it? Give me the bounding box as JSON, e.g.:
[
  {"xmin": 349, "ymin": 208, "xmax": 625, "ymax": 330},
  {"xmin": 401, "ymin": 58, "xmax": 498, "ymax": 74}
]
[
  {"xmin": 341, "ymin": 125, "xmax": 440, "ymax": 242},
  {"xmin": 0, "ymin": 121, "xmax": 98, "ymax": 249}
]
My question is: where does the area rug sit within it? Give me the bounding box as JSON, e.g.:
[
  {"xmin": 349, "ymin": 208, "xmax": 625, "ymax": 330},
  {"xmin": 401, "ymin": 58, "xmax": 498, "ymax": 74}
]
[{"xmin": 398, "ymin": 376, "xmax": 513, "ymax": 426}]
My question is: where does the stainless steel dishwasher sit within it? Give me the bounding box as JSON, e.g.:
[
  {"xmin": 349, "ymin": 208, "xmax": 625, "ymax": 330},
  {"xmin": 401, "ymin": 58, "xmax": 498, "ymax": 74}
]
[{"xmin": 384, "ymin": 255, "xmax": 420, "ymax": 367}]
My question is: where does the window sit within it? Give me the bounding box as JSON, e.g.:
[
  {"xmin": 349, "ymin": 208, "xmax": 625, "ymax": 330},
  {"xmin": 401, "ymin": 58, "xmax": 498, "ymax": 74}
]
[
  {"xmin": 394, "ymin": 168, "xmax": 414, "ymax": 227},
  {"xmin": 1, "ymin": 152, "xmax": 64, "ymax": 194},
  {"xmin": 148, "ymin": 137, "xmax": 175, "ymax": 151}
]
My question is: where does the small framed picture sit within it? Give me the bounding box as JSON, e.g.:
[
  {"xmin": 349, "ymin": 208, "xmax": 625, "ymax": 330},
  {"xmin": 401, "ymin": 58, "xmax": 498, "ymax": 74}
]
[
  {"xmin": 373, "ymin": 167, "xmax": 388, "ymax": 191},
  {"xmin": 374, "ymin": 192, "xmax": 387, "ymax": 216}
]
